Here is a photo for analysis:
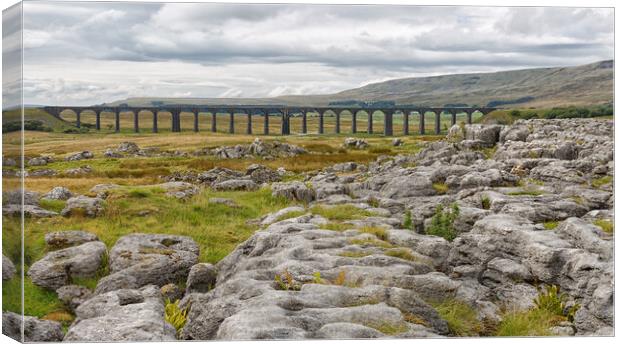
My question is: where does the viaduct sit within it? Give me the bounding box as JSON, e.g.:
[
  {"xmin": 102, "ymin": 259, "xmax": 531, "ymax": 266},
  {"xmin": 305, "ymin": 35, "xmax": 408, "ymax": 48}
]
[{"xmin": 43, "ymin": 105, "xmax": 496, "ymax": 136}]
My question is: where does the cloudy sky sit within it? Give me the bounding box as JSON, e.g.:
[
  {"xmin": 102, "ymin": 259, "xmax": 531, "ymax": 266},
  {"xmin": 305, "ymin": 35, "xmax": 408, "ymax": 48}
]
[{"xmin": 8, "ymin": 1, "xmax": 615, "ymax": 106}]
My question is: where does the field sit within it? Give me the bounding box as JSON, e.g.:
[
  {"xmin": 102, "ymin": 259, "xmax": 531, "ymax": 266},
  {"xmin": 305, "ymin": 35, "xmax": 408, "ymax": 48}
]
[{"xmin": 2, "ymin": 119, "xmax": 440, "ymax": 320}]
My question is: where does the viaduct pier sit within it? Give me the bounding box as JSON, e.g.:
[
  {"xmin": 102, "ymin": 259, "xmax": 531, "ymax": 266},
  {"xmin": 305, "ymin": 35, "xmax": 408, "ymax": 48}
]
[{"xmin": 43, "ymin": 105, "xmax": 496, "ymax": 136}]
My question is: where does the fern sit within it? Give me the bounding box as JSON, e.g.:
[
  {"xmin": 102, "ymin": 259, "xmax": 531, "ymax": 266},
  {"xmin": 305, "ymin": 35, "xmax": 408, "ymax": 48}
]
[
  {"xmin": 534, "ymin": 285, "xmax": 580, "ymax": 321},
  {"xmin": 164, "ymin": 299, "xmax": 188, "ymax": 336}
]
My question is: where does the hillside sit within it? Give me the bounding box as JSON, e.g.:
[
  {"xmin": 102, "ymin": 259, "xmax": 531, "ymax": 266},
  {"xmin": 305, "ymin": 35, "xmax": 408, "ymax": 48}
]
[{"xmin": 106, "ymin": 60, "xmax": 613, "ymax": 108}]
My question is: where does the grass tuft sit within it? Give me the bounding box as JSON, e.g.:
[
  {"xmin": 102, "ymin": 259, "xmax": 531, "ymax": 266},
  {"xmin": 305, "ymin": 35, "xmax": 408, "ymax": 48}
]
[
  {"xmin": 542, "ymin": 221, "xmax": 559, "ymax": 230},
  {"xmin": 311, "ymin": 204, "xmax": 372, "ymax": 221},
  {"xmin": 432, "ymin": 182, "xmax": 449, "ymax": 194},
  {"xmin": 357, "ymin": 226, "xmax": 388, "ymax": 241},
  {"xmin": 594, "ymin": 219, "xmax": 613, "ymax": 234},
  {"xmin": 432, "ymin": 299, "xmax": 482, "ymax": 336},
  {"xmin": 591, "ymin": 175, "xmax": 612, "ymax": 188}
]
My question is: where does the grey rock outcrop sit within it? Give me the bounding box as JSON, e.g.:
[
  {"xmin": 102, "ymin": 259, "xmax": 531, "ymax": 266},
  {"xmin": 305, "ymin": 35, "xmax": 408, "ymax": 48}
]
[
  {"xmin": 2, "ymin": 311, "xmax": 64, "ymax": 342},
  {"xmin": 42, "ymin": 186, "xmax": 73, "ymax": 201},
  {"xmin": 64, "ymin": 285, "xmax": 176, "ymax": 341},
  {"xmin": 65, "ymin": 151, "xmax": 94, "ymax": 161},
  {"xmin": 272, "ymin": 181, "xmax": 316, "ymax": 203},
  {"xmin": 28, "ymin": 241, "xmax": 107, "ymax": 290},
  {"xmin": 2, "ymin": 254, "xmax": 16, "ymax": 281},
  {"xmin": 95, "ymin": 234, "xmax": 199, "ymax": 294},
  {"xmin": 157, "ymin": 181, "xmax": 199, "ymax": 200},
  {"xmin": 181, "ymin": 218, "xmax": 450, "ymax": 340},
  {"xmin": 57, "ymin": 284, "xmax": 93, "ymax": 311},
  {"xmin": 61, "ymin": 195, "xmax": 104, "ymax": 217},
  {"xmin": 44, "ymin": 230, "xmax": 99, "ymax": 250},
  {"xmin": 186, "ymin": 263, "xmax": 218, "ymax": 293}
]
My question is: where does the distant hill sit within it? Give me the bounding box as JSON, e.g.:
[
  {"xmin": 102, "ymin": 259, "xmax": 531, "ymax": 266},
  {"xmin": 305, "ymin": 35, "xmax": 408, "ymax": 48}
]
[{"xmin": 105, "ymin": 60, "xmax": 613, "ymax": 108}]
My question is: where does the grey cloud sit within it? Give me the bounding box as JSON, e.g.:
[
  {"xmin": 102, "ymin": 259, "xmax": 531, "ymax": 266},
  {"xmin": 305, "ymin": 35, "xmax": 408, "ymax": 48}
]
[{"xmin": 16, "ymin": 2, "xmax": 614, "ymax": 105}]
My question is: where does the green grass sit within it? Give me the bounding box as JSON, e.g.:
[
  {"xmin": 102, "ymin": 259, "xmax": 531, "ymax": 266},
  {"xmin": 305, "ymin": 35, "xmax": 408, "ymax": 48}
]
[
  {"xmin": 3, "ymin": 277, "xmax": 67, "ymax": 318},
  {"xmin": 432, "ymin": 182, "xmax": 449, "ymax": 194},
  {"xmin": 542, "ymin": 221, "xmax": 559, "ymax": 230},
  {"xmin": 402, "ymin": 210, "xmax": 413, "ymax": 230},
  {"xmin": 495, "ymin": 309, "xmax": 558, "ymax": 336},
  {"xmin": 3, "ymin": 108, "xmax": 75, "ymax": 132},
  {"xmin": 432, "ymin": 299, "xmax": 482, "ymax": 336},
  {"xmin": 594, "ymin": 219, "xmax": 613, "ymax": 234},
  {"xmin": 591, "ymin": 176, "xmax": 612, "ymax": 188},
  {"xmin": 311, "ymin": 204, "xmax": 372, "ymax": 221},
  {"xmin": 496, "ymin": 285, "xmax": 576, "ymax": 337},
  {"xmin": 39, "ymin": 199, "xmax": 67, "ymax": 213}
]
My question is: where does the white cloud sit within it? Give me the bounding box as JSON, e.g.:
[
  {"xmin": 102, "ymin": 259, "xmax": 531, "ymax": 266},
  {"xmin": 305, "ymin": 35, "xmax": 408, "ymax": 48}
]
[{"xmin": 19, "ymin": 2, "xmax": 614, "ymax": 106}]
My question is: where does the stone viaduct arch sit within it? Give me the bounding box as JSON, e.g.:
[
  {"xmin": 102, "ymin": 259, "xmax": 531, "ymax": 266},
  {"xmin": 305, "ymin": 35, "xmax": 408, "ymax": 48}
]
[{"xmin": 43, "ymin": 105, "xmax": 496, "ymax": 136}]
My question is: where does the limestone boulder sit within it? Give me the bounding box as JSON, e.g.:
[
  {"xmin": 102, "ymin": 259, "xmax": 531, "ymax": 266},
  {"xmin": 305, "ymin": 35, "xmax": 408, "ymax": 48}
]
[
  {"xmin": 2, "ymin": 254, "xmax": 16, "ymax": 281},
  {"xmin": 60, "ymin": 195, "xmax": 104, "ymax": 217},
  {"xmin": 64, "ymin": 285, "xmax": 177, "ymax": 341},
  {"xmin": 157, "ymin": 181, "xmax": 199, "ymax": 200},
  {"xmin": 57, "ymin": 284, "xmax": 93, "ymax": 311},
  {"xmin": 44, "ymin": 230, "xmax": 99, "ymax": 250},
  {"xmin": 27, "ymin": 241, "xmax": 107, "ymax": 290},
  {"xmin": 42, "ymin": 186, "xmax": 73, "ymax": 201},
  {"xmin": 2, "ymin": 311, "xmax": 64, "ymax": 342},
  {"xmin": 65, "ymin": 151, "xmax": 94, "ymax": 161},
  {"xmin": 212, "ymin": 179, "xmax": 258, "ymax": 191},
  {"xmin": 186, "ymin": 263, "xmax": 218, "ymax": 294},
  {"xmin": 95, "ymin": 234, "xmax": 199, "ymax": 294},
  {"xmin": 271, "ymin": 181, "xmax": 316, "ymax": 203},
  {"xmin": 2, "ymin": 204, "xmax": 58, "ymax": 218}
]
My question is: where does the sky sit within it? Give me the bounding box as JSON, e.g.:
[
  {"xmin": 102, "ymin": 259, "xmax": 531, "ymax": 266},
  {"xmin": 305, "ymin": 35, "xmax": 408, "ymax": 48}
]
[{"xmin": 3, "ymin": 1, "xmax": 615, "ymax": 106}]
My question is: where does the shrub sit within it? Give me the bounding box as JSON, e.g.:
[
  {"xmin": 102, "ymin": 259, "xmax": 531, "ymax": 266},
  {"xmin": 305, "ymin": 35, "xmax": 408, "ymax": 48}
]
[
  {"xmin": 2, "ymin": 120, "xmax": 52, "ymax": 133},
  {"xmin": 164, "ymin": 299, "xmax": 188, "ymax": 336},
  {"xmin": 426, "ymin": 203, "xmax": 459, "ymax": 241}
]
